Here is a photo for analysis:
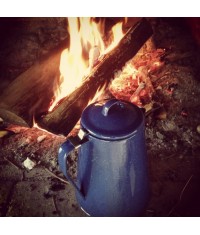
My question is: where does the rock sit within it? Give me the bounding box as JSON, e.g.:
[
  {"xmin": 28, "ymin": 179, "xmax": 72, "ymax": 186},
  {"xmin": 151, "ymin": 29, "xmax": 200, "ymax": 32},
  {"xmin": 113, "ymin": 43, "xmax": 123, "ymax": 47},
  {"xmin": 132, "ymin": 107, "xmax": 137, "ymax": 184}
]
[
  {"xmin": 162, "ymin": 120, "xmax": 176, "ymax": 131},
  {"xmin": 37, "ymin": 135, "xmax": 47, "ymax": 143},
  {"xmin": 6, "ymin": 181, "xmax": 58, "ymax": 216},
  {"xmin": 197, "ymin": 125, "xmax": 200, "ymax": 134},
  {"xmin": 145, "ymin": 128, "xmax": 154, "ymax": 140},
  {"xmin": 156, "ymin": 131, "xmax": 164, "ymax": 140},
  {"xmin": 156, "ymin": 109, "xmax": 167, "ymax": 120},
  {"xmin": 182, "ymin": 130, "xmax": 192, "ymax": 145},
  {"xmin": 23, "ymin": 157, "xmax": 36, "ymax": 170},
  {"xmin": 19, "ymin": 137, "xmax": 31, "ymax": 147},
  {"xmin": 0, "ymin": 160, "xmax": 23, "ymax": 181},
  {"xmin": 0, "ymin": 182, "xmax": 14, "ymax": 216},
  {"xmin": 49, "ymin": 159, "xmax": 57, "ymax": 169}
]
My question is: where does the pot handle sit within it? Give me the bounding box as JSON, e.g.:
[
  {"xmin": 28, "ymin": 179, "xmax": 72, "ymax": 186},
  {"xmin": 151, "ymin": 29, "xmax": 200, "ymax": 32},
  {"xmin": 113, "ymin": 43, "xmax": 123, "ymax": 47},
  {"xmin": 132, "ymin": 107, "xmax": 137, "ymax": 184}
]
[
  {"xmin": 58, "ymin": 135, "xmax": 88, "ymax": 199},
  {"xmin": 102, "ymin": 99, "xmax": 125, "ymax": 116}
]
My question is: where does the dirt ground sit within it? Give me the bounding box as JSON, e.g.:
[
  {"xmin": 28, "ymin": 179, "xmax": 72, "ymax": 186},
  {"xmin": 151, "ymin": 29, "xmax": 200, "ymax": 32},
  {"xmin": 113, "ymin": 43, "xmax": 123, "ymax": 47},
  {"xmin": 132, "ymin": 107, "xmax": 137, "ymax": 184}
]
[{"xmin": 0, "ymin": 18, "xmax": 200, "ymax": 216}]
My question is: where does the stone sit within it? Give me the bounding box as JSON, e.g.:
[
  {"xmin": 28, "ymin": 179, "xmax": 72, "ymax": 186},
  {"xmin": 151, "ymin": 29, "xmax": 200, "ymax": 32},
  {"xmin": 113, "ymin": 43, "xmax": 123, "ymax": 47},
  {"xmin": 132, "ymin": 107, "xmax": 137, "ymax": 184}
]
[
  {"xmin": 156, "ymin": 131, "xmax": 164, "ymax": 140},
  {"xmin": 37, "ymin": 135, "xmax": 47, "ymax": 143},
  {"xmin": 7, "ymin": 181, "xmax": 58, "ymax": 217},
  {"xmin": 146, "ymin": 181, "xmax": 183, "ymax": 216},
  {"xmin": 23, "ymin": 157, "xmax": 36, "ymax": 170},
  {"xmin": 162, "ymin": 120, "xmax": 176, "ymax": 132},
  {"xmin": 0, "ymin": 181, "xmax": 14, "ymax": 216},
  {"xmin": 197, "ymin": 125, "xmax": 200, "ymax": 134},
  {"xmin": 0, "ymin": 159, "xmax": 23, "ymax": 181},
  {"xmin": 53, "ymin": 184, "xmax": 87, "ymax": 217},
  {"xmin": 24, "ymin": 166, "xmax": 53, "ymax": 181}
]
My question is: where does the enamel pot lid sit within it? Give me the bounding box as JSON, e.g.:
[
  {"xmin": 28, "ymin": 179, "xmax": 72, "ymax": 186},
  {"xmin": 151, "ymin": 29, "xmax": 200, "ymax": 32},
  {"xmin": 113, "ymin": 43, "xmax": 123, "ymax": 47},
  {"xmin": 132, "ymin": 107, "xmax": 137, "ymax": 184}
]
[{"xmin": 81, "ymin": 99, "xmax": 144, "ymax": 140}]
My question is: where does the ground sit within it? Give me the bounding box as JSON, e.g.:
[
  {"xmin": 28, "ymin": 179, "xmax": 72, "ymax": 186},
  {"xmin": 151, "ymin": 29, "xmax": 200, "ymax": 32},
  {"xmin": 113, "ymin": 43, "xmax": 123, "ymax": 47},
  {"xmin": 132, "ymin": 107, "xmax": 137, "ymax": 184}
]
[{"xmin": 0, "ymin": 18, "xmax": 200, "ymax": 216}]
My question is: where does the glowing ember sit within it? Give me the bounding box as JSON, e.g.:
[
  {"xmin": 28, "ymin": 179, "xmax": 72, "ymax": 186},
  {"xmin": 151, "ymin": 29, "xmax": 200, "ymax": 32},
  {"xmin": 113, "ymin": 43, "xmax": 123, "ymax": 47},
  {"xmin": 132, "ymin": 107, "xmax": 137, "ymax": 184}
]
[
  {"xmin": 109, "ymin": 49, "xmax": 165, "ymax": 107},
  {"xmin": 49, "ymin": 17, "xmax": 125, "ymax": 112}
]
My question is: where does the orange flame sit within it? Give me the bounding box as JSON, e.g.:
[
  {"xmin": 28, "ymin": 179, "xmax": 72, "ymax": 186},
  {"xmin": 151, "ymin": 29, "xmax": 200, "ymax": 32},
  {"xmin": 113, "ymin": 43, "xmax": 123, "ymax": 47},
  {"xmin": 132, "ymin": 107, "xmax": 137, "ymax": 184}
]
[
  {"xmin": 49, "ymin": 17, "xmax": 124, "ymax": 111},
  {"xmin": 32, "ymin": 117, "xmax": 54, "ymax": 135},
  {"xmin": 104, "ymin": 22, "xmax": 124, "ymax": 54}
]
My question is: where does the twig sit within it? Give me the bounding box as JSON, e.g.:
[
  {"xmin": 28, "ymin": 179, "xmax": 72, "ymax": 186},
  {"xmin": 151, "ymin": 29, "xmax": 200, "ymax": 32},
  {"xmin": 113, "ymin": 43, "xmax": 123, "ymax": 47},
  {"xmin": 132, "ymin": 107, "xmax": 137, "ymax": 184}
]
[
  {"xmin": 4, "ymin": 157, "xmax": 21, "ymax": 170},
  {"xmin": 145, "ymin": 105, "xmax": 162, "ymax": 117},
  {"xmin": 167, "ymin": 174, "xmax": 193, "ymax": 216},
  {"xmin": 52, "ymin": 195, "xmax": 61, "ymax": 216},
  {"xmin": 161, "ymin": 153, "xmax": 176, "ymax": 160},
  {"xmin": 44, "ymin": 168, "xmax": 69, "ymax": 185},
  {"xmin": 179, "ymin": 175, "xmax": 193, "ymax": 201}
]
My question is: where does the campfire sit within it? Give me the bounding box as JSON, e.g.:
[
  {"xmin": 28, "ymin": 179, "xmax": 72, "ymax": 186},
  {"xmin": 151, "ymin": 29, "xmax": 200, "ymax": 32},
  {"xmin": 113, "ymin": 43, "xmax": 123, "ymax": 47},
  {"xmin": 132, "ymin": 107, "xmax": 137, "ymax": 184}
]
[
  {"xmin": 0, "ymin": 17, "xmax": 155, "ymax": 135},
  {"xmin": 0, "ymin": 17, "xmax": 200, "ymax": 216}
]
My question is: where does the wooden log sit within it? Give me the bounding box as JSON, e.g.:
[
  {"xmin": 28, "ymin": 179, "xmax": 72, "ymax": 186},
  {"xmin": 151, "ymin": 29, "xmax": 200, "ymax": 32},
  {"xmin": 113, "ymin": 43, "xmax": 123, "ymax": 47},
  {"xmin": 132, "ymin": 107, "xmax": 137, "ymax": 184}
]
[
  {"xmin": 0, "ymin": 39, "xmax": 69, "ymax": 127},
  {"xmin": 38, "ymin": 18, "xmax": 153, "ymax": 135}
]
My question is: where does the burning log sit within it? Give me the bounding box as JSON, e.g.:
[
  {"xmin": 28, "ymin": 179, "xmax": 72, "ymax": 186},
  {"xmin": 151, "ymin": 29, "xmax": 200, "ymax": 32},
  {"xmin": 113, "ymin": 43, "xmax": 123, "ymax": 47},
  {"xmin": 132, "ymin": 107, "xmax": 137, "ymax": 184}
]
[
  {"xmin": 0, "ymin": 18, "xmax": 152, "ymax": 135},
  {"xmin": 38, "ymin": 18, "xmax": 153, "ymax": 135},
  {"xmin": 0, "ymin": 39, "xmax": 69, "ymax": 127}
]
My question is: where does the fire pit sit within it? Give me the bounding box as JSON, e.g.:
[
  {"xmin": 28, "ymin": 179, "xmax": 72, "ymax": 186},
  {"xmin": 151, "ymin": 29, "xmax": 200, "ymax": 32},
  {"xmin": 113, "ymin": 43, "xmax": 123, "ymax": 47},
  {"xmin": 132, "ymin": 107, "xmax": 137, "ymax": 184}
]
[{"xmin": 0, "ymin": 17, "xmax": 200, "ymax": 216}]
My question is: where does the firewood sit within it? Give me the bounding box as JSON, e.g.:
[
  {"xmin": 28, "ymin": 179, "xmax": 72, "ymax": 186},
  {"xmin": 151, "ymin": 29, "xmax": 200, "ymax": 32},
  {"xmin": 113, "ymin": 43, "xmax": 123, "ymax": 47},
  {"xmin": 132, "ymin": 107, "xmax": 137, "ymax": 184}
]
[
  {"xmin": 0, "ymin": 39, "xmax": 69, "ymax": 127},
  {"xmin": 38, "ymin": 18, "xmax": 153, "ymax": 135}
]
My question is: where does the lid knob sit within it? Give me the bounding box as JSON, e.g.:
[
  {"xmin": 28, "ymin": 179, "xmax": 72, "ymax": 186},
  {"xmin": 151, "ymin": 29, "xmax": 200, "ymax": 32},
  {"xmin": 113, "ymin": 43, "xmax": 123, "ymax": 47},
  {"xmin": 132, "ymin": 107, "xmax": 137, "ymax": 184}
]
[{"xmin": 102, "ymin": 99, "xmax": 125, "ymax": 116}]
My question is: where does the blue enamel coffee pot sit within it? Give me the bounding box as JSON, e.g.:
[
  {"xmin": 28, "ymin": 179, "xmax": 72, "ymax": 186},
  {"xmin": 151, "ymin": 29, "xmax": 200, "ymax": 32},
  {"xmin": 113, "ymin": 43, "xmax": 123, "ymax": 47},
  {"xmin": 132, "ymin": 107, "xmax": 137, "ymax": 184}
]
[{"xmin": 58, "ymin": 99, "xmax": 149, "ymax": 216}]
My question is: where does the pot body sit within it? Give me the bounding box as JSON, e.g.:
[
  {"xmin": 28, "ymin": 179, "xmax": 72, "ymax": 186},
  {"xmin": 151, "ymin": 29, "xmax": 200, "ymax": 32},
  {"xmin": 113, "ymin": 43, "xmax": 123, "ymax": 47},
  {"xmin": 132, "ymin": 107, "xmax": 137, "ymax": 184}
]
[
  {"xmin": 75, "ymin": 124, "xmax": 149, "ymax": 216},
  {"xmin": 58, "ymin": 99, "xmax": 149, "ymax": 216}
]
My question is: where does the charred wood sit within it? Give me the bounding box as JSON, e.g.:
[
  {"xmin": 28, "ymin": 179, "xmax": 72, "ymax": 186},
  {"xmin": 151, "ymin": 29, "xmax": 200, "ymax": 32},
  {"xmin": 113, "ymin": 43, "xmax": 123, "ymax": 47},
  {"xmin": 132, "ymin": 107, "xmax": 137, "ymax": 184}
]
[{"xmin": 38, "ymin": 18, "xmax": 153, "ymax": 135}]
